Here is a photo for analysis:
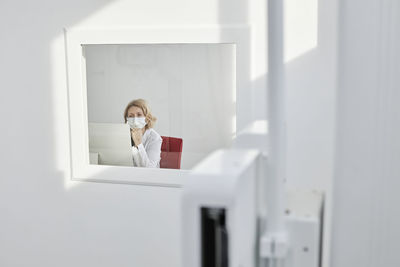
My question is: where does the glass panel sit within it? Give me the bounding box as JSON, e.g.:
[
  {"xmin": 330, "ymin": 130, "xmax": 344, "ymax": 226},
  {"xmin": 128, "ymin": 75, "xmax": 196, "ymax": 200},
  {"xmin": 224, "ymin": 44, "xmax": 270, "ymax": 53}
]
[{"xmin": 84, "ymin": 44, "xmax": 236, "ymax": 170}]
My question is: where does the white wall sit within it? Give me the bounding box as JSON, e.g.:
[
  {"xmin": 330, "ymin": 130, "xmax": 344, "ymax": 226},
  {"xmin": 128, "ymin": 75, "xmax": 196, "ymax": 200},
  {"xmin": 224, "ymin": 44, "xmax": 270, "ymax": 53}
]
[
  {"xmin": 331, "ymin": 0, "xmax": 400, "ymax": 266},
  {"xmin": 0, "ymin": 0, "xmax": 338, "ymax": 266},
  {"xmin": 85, "ymin": 44, "xmax": 235, "ymax": 169},
  {"xmin": 0, "ymin": 1, "xmax": 250, "ymax": 266},
  {"xmin": 280, "ymin": 1, "xmax": 338, "ymax": 265}
]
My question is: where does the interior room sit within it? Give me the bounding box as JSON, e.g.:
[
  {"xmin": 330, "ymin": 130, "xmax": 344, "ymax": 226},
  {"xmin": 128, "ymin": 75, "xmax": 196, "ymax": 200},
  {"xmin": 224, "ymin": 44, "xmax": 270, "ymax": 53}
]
[{"xmin": 0, "ymin": 0, "xmax": 399, "ymax": 267}]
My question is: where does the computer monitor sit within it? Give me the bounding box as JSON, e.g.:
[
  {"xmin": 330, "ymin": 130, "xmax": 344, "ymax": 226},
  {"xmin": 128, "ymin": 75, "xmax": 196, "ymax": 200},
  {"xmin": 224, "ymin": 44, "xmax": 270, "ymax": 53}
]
[{"xmin": 88, "ymin": 122, "xmax": 133, "ymax": 167}]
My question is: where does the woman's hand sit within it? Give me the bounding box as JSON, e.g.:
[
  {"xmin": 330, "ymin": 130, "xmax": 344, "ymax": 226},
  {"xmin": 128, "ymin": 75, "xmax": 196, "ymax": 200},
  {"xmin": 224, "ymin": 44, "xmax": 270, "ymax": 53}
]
[{"xmin": 131, "ymin": 128, "xmax": 143, "ymax": 146}]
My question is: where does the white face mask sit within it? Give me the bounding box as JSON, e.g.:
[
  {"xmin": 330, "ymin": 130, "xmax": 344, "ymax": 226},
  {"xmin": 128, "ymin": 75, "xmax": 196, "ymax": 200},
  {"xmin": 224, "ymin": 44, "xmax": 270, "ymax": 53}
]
[{"xmin": 126, "ymin": 117, "xmax": 147, "ymax": 129}]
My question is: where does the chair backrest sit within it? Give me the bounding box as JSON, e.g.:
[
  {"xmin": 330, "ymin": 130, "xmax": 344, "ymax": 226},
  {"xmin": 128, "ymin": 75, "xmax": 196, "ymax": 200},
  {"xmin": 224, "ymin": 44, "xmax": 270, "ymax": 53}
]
[{"xmin": 160, "ymin": 136, "xmax": 183, "ymax": 169}]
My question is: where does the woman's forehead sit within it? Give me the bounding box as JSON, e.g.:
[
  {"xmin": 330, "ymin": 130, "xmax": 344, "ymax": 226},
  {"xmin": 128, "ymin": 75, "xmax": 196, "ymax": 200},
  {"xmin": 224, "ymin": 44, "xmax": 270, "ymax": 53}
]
[{"xmin": 128, "ymin": 106, "xmax": 144, "ymax": 113}]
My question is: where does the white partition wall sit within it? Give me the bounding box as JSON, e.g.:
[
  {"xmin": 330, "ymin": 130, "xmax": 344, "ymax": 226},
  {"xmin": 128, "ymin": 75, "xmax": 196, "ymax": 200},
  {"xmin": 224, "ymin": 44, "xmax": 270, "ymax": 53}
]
[
  {"xmin": 0, "ymin": 1, "xmax": 252, "ymax": 266},
  {"xmin": 0, "ymin": 0, "xmax": 340, "ymax": 266},
  {"xmin": 332, "ymin": 0, "xmax": 400, "ymax": 266}
]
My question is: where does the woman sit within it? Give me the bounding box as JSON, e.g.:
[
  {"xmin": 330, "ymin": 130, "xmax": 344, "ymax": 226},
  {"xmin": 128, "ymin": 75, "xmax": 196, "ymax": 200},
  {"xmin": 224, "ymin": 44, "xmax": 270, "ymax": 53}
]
[{"xmin": 123, "ymin": 99, "xmax": 163, "ymax": 168}]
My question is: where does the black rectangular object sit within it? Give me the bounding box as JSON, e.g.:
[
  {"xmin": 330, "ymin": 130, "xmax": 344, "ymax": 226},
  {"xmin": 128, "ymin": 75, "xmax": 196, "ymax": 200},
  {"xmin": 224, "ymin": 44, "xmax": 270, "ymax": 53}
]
[{"xmin": 201, "ymin": 207, "xmax": 229, "ymax": 267}]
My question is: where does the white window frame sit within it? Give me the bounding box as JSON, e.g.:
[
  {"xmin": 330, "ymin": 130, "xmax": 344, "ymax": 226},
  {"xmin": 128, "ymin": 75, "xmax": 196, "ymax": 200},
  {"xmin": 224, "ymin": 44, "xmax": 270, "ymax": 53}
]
[{"xmin": 64, "ymin": 25, "xmax": 250, "ymax": 187}]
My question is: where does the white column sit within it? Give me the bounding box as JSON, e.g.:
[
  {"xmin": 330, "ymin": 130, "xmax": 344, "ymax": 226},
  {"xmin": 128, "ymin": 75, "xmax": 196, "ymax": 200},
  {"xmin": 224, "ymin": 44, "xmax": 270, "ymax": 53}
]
[{"xmin": 266, "ymin": 0, "xmax": 286, "ymax": 235}]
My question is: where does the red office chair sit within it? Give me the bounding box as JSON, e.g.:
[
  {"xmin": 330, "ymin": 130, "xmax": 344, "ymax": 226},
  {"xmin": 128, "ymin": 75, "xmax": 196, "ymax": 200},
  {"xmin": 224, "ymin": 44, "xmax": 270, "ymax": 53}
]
[{"xmin": 160, "ymin": 136, "xmax": 183, "ymax": 169}]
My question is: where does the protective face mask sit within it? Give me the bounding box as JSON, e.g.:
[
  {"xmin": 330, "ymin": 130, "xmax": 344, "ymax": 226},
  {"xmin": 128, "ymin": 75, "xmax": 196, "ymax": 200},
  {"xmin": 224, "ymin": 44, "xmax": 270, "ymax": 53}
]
[{"xmin": 126, "ymin": 117, "xmax": 147, "ymax": 129}]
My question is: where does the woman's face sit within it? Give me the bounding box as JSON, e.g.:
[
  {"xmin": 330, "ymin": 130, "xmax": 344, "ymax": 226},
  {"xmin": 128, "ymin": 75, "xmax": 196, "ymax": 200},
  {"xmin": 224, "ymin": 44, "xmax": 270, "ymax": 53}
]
[{"xmin": 127, "ymin": 106, "xmax": 145, "ymax": 118}]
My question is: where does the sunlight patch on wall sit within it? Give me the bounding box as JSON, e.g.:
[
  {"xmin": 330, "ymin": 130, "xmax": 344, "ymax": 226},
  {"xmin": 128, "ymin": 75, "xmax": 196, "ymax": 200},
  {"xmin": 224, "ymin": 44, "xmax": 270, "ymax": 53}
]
[
  {"xmin": 284, "ymin": 0, "xmax": 319, "ymax": 62},
  {"xmin": 73, "ymin": 0, "xmax": 219, "ymax": 27},
  {"xmin": 52, "ymin": 34, "xmax": 88, "ymax": 191},
  {"xmin": 50, "ymin": 34, "xmax": 76, "ymax": 190},
  {"xmin": 250, "ymin": 0, "xmax": 268, "ymax": 80}
]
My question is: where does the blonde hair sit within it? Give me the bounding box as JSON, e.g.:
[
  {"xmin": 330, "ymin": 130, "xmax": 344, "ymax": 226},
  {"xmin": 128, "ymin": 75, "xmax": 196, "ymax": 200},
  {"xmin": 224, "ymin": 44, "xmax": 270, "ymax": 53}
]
[{"xmin": 123, "ymin": 99, "xmax": 157, "ymax": 130}]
